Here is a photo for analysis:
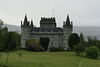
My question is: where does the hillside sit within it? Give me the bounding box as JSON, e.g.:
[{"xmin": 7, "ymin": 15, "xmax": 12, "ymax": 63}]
[
  {"xmin": 3, "ymin": 24, "xmax": 21, "ymax": 34},
  {"xmin": 73, "ymin": 26, "xmax": 100, "ymax": 40}
]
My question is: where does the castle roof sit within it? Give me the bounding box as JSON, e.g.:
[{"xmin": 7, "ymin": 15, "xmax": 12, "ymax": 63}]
[
  {"xmin": 23, "ymin": 15, "xmax": 30, "ymax": 26},
  {"xmin": 32, "ymin": 27, "xmax": 63, "ymax": 32},
  {"xmin": 66, "ymin": 14, "xmax": 70, "ymax": 26},
  {"xmin": 31, "ymin": 20, "xmax": 33, "ymax": 28}
]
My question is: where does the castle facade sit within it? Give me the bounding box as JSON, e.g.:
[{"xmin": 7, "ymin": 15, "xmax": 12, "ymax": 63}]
[{"xmin": 21, "ymin": 15, "xmax": 73, "ymax": 49}]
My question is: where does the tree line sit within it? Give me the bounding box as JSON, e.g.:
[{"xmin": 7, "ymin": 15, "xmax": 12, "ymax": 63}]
[
  {"xmin": 0, "ymin": 26, "xmax": 21, "ymax": 51},
  {"xmin": 68, "ymin": 33, "xmax": 100, "ymax": 59}
]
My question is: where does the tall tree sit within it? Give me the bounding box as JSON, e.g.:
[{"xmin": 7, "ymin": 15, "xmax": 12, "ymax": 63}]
[
  {"xmin": 80, "ymin": 33, "xmax": 85, "ymax": 44},
  {"xmin": 40, "ymin": 37, "xmax": 50, "ymax": 51},
  {"xmin": 4, "ymin": 31, "xmax": 20, "ymax": 66},
  {"xmin": 68, "ymin": 33, "xmax": 80, "ymax": 49},
  {"xmin": 0, "ymin": 26, "xmax": 8, "ymax": 51}
]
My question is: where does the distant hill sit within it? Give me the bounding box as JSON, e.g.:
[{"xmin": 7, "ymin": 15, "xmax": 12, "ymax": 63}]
[
  {"xmin": 73, "ymin": 26, "xmax": 100, "ymax": 40},
  {"xmin": 3, "ymin": 24, "xmax": 21, "ymax": 34},
  {"xmin": 2, "ymin": 24, "xmax": 100, "ymax": 40}
]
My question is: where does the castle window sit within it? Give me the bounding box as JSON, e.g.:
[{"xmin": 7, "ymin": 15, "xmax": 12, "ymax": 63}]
[
  {"xmin": 33, "ymin": 36, "xmax": 34, "ymax": 38},
  {"xmin": 64, "ymin": 36, "xmax": 66, "ymax": 38},
  {"xmin": 59, "ymin": 35, "xmax": 61, "ymax": 38},
  {"xmin": 51, "ymin": 42, "xmax": 53, "ymax": 47},
  {"xmin": 51, "ymin": 36, "xmax": 53, "ymax": 38},
  {"xmin": 59, "ymin": 43, "xmax": 60, "ymax": 47}
]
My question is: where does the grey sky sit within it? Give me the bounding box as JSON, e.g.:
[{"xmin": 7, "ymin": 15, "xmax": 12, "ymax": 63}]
[{"xmin": 0, "ymin": 0, "xmax": 100, "ymax": 27}]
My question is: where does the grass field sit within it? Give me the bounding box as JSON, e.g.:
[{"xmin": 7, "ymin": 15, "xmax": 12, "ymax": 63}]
[{"xmin": 0, "ymin": 50, "xmax": 100, "ymax": 67}]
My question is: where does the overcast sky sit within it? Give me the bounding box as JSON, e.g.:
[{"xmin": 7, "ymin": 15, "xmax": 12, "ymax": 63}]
[{"xmin": 0, "ymin": 0, "xmax": 100, "ymax": 27}]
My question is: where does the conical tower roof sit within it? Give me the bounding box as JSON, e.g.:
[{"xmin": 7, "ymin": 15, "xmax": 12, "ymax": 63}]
[
  {"xmin": 31, "ymin": 20, "xmax": 33, "ymax": 28},
  {"xmin": 23, "ymin": 14, "xmax": 28, "ymax": 25},
  {"xmin": 66, "ymin": 14, "xmax": 70, "ymax": 26}
]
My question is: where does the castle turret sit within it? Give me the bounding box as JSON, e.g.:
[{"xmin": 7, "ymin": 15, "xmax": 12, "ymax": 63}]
[
  {"xmin": 63, "ymin": 15, "xmax": 73, "ymax": 49},
  {"xmin": 21, "ymin": 15, "xmax": 31, "ymax": 48},
  {"xmin": 30, "ymin": 20, "xmax": 34, "ymax": 32},
  {"xmin": 31, "ymin": 20, "xmax": 33, "ymax": 28}
]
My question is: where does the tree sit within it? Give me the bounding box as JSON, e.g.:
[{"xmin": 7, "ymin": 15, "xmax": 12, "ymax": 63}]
[
  {"xmin": 0, "ymin": 26, "xmax": 21, "ymax": 66},
  {"xmin": 0, "ymin": 27, "xmax": 3, "ymax": 51},
  {"xmin": 4, "ymin": 32, "xmax": 17, "ymax": 66},
  {"xmin": 86, "ymin": 36, "xmax": 100, "ymax": 49},
  {"xmin": 12, "ymin": 31, "xmax": 21, "ymax": 49},
  {"xmin": 0, "ymin": 26, "xmax": 8, "ymax": 51},
  {"xmin": 4, "ymin": 31, "xmax": 20, "ymax": 50},
  {"xmin": 86, "ymin": 46, "xmax": 99, "ymax": 59},
  {"xmin": 3, "ymin": 31, "xmax": 20, "ymax": 66},
  {"xmin": 80, "ymin": 33, "xmax": 85, "ymax": 44},
  {"xmin": 68, "ymin": 33, "xmax": 80, "ymax": 49},
  {"xmin": 39, "ymin": 37, "xmax": 50, "ymax": 51},
  {"xmin": 74, "ymin": 43, "xmax": 85, "ymax": 56}
]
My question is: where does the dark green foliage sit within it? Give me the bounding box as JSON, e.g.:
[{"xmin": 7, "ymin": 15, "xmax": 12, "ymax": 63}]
[
  {"xmin": 26, "ymin": 39, "xmax": 44, "ymax": 52},
  {"xmin": 74, "ymin": 44, "xmax": 85, "ymax": 56},
  {"xmin": 85, "ymin": 36, "xmax": 100, "ymax": 49},
  {"xmin": 4, "ymin": 31, "xmax": 20, "ymax": 50},
  {"xmin": 80, "ymin": 33, "xmax": 85, "ymax": 44},
  {"xmin": 0, "ymin": 27, "xmax": 8, "ymax": 51},
  {"xmin": 50, "ymin": 47, "xmax": 64, "ymax": 52},
  {"xmin": 0, "ymin": 26, "xmax": 21, "ymax": 51},
  {"xmin": 68, "ymin": 33, "xmax": 80, "ymax": 49},
  {"xmin": 86, "ymin": 46, "xmax": 99, "ymax": 59},
  {"xmin": 39, "ymin": 37, "xmax": 50, "ymax": 51}
]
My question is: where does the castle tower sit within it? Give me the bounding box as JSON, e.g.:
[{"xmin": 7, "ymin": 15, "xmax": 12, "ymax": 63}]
[
  {"xmin": 63, "ymin": 15, "xmax": 73, "ymax": 49},
  {"xmin": 21, "ymin": 15, "xmax": 31, "ymax": 48},
  {"xmin": 40, "ymin": 17, "xmax": 56, "ymax": 28},
  {"xmin": 30, "ymin": 20, "xmax": 34, "ymax": 32}
]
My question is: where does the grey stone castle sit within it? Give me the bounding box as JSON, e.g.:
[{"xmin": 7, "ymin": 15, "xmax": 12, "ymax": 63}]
[{"xmin": 21, "ymin": 15, "xmax": 73, "ymax": 49}]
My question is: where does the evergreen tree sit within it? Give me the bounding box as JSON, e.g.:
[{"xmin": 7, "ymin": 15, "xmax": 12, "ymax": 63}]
[
  {"xmin": 80, "ymin": 33, "xmax": 85, "ymax": 44},
  {"xmin": 68, "ymin": 33, "xmax": 80, "ymax": 49},
  {"xmin": 40, "ymin": 37, "xmax": 50, "ymax": 51}
]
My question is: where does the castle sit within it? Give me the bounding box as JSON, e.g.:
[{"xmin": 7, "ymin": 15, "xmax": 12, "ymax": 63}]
[{"xmin": 21, "ymin": 15, "xmax": 73, "ymax": 49}]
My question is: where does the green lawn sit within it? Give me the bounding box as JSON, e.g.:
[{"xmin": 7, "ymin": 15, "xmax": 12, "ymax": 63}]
[{"xmin": 0, "ymin": 50, "xmax": 100, "ymax": 67}]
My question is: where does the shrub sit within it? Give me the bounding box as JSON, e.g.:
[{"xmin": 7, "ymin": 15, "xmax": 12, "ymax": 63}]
[
  {"xmin": 74, "ymin": 44, "xmax": 85, "ymax": 56},
  {"xmin": 25, "ymin": 38, "xmax": 44, "ymax": 52},
  {"xmin": 86, "ymin": 46, "xmax": 99, "ymax": 59},
  {"xmin": 26, "ymin": 42, "xmax": 44, "ymax": 52},
  {"xmin": 50, "ymin": 47, "xmax": 64, "ymax": 52},
  {"xmin": 26, "ymin": 38, "xmax": 39, "ymax": 48}
]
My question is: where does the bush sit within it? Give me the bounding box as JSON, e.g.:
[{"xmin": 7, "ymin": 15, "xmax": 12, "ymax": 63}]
[
  {"xmin": 86, "ymin": 46, "xmax": 99, "ymax": 59},
  {"xmin": 25, "ymin": 38, "xmax": 44, "ymax": 52},
  {"xmin": 26, "ymin": 38, "xmax": 39, "ymax": 48},
  {"xmin": 74, "ymin": 44, "xmax": 85, "ymax": 56},
  {"xmin": 26, "ymin": 42, "xmax": 44, "ymax": 52},
  {"xmin": 50, "ymin": 47, "xmax": 64, "ymax": 52}
]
